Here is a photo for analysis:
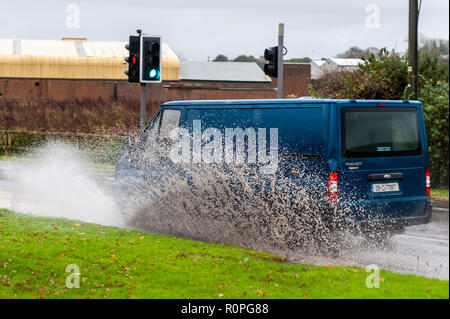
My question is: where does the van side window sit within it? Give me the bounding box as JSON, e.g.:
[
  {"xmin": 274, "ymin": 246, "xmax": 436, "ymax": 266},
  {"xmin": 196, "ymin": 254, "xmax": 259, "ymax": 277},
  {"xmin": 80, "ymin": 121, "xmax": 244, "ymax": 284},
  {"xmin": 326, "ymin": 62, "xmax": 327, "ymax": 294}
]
[
  {"xmin": 159, "ymin": 109, "xmax": 181, "ymax": 139},
  {"xmin": 136, "ymin": 111, "xmax": 161, "ymax": 152},
  {"xmin": 147, "ymin": 111, "xmax": 162, "ymax": 138}
]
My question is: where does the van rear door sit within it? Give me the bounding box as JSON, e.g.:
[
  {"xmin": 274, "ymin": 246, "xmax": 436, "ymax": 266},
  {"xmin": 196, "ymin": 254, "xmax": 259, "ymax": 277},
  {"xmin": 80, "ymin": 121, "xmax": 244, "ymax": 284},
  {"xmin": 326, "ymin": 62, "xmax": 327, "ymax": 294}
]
[{"xmin": 337, "ymin": 102, "xmax": 428, "ymax": 220}]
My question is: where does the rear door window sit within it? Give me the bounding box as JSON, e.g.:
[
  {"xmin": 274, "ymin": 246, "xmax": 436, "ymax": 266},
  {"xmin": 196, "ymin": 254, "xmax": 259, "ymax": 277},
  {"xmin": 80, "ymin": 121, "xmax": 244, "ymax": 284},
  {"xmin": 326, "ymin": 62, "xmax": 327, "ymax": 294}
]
[{"xmin": 342, "ymin": 107, "xmax": 421, "ymax": 158}]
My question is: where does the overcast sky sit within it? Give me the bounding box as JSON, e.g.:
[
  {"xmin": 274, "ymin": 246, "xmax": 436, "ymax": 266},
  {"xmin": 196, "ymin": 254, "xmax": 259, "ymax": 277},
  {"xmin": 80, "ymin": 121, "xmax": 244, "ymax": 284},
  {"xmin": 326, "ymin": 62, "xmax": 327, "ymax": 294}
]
[{"xmin": 1, "ymin": 0, "xmax": 448, "ymax": 61}]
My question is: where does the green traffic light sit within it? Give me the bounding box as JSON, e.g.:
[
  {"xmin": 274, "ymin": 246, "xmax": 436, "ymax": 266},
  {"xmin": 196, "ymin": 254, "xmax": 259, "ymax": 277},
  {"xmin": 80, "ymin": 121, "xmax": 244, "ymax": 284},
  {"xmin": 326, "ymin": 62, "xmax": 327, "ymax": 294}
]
[{"xmin": 149, "ymin": 68, "xmax": 160, "ymax": 79}]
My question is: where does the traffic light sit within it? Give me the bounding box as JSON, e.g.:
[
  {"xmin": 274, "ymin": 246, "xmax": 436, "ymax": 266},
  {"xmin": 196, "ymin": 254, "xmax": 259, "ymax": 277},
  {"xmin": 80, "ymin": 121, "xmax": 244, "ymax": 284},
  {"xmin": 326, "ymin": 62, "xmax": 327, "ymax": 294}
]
[
  {"xmin": 140, "ymin": 36, "xmax": 161, "ymax": 83},
  {"xmin": 124, "ymin": 35, "xmax": 140, "ymax": 82},
  {"xmin": 263, "ymin": 46, "xmax": 278, "ymax": 78}
]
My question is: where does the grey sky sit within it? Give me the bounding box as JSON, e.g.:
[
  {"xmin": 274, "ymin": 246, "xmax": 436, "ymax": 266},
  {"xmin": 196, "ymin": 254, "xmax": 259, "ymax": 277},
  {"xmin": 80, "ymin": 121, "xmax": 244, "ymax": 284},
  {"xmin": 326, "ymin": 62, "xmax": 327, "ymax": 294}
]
[{"xmin": 1, "ymin": 0, "xmax": 448, "ymax": 61}]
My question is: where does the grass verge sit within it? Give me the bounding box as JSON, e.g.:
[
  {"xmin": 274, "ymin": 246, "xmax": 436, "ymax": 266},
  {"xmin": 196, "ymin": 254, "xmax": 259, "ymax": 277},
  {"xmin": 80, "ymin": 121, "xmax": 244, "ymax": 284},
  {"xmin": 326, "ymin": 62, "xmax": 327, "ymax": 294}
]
[
  {"xmin": 431, "ymin": 188, "xmax": 449, "ymax": 200},
  {"xmin": 0, "ymin": 209, "xmax": 448, "ymax": 299},
  {"xmin": 0, "ymin": 154, "xmax": 114, "ymax": 170}
]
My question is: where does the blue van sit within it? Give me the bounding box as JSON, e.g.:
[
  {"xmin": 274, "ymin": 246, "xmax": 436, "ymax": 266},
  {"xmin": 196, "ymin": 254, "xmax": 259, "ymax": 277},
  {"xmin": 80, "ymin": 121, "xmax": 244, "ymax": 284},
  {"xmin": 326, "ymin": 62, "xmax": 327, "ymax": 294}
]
[{"xmin": 115, "ymin": 98, "xmax": 432, "ymax": 238}]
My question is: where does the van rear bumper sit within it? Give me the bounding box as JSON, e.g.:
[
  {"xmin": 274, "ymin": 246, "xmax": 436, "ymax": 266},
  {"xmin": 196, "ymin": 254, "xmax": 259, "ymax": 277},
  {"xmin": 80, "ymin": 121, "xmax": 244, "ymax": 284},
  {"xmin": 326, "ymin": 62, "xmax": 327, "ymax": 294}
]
[
  {"xmin": 326, "ymin": 199, "xmax": 432, "ymax": 232},
  {"xmin": 357, "ymin": 200, "xmax": 432, "ymax": 231}
]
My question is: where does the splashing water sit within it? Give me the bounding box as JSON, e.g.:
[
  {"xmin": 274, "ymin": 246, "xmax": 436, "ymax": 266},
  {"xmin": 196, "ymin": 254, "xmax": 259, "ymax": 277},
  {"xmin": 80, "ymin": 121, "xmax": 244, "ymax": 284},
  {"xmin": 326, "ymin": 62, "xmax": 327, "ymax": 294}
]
[
  {"xmin": 114, "ymin": 137, "xmax": 355, "ymax": 255},
  {"xmin": 9, "ymin": 140, "xmax": 380, "ymax": 256},
  {"xmin": 10, "ymin": 143, "xmax": 124, "ymax": 227},
  {"xmin": 5, "ymin": 142, "xmax": 445, "ymax": 279}
]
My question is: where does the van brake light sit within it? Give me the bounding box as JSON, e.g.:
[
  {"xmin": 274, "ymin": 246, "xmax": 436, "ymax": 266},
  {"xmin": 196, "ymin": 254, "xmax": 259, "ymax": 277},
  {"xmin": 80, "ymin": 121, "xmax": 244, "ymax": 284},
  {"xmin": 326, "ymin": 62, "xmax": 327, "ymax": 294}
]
[
  {"xmin": 425, "ymin": 168, "xmax": 430, "ymax": 197},
  {"xmin": 328, "ymin": 172, "xmax": 338, "ymax": 202}
]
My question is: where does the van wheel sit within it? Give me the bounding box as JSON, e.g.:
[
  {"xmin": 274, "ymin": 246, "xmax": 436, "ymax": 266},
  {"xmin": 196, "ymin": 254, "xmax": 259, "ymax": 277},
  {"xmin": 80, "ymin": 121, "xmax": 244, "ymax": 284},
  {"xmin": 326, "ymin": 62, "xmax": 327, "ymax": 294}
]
[{"xmin": 362, "ymin": 228, "xmax": 402, "ymax": 244}]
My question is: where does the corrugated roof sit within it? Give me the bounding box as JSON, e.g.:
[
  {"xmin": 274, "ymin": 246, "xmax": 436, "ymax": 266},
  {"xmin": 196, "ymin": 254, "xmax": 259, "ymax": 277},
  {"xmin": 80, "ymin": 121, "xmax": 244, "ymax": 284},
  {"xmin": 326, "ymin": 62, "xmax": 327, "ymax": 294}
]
[
  {"xmin": 329, "ymin": 58, "xmax": 364, "ymax": 66},
  {"xmin": 310, "ymin": 61, "xmax": 325, "ymax": 80},
  {"xmin": 0, "ymin": 39, "xmax": 178, "ymax": 59},
  {"xmin": 312, "ymin": 60, "xmax": 326, "ymax": 67},
  {"xmin": 0, "ymin": 39, "xmax": 179, "ymax": 80},
  {"xmin": 180, "ymin": 61, "xmax": 270, "ymax": 82}
]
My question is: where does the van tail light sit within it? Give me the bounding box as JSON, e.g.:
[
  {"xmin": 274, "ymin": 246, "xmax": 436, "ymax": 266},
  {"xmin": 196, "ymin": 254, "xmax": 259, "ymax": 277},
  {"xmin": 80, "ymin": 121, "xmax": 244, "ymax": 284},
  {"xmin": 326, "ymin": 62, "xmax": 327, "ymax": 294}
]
[
  {"xmin": 328, "ymin": 172, "xmax": 338, "ymax": 202},
  {"xmin": 425, "ymin": 168, "xmax": 431, "ymax": 197}
]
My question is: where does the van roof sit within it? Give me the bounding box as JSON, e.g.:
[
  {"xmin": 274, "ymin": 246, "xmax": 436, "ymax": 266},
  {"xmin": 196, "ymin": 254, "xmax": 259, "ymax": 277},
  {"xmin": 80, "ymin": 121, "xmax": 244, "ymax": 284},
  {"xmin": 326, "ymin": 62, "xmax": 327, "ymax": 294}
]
[{"xmin": 162, "ymin": 98, "xmax": 421, "ymax": 107}]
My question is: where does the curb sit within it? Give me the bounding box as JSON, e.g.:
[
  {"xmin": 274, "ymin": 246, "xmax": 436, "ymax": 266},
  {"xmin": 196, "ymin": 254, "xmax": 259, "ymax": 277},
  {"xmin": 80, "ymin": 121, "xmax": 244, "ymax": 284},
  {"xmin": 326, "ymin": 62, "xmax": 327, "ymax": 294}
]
[
  {"xmin": 431, "ymin": 198, "xmax": 449, "ymax": 209},
  {"xmin": 433, "ymin": 207, "xmax": 449, "ymax": 213}
]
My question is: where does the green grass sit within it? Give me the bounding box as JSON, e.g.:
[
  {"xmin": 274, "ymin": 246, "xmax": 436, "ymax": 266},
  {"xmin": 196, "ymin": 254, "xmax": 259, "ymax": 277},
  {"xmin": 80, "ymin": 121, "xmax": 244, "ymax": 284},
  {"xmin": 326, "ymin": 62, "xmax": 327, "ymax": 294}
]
[
  {"xmin": 0, "ymin": 154, "xmax": 33, "ymax": 162},
  {"xmin": 0, "ymin": 154, "xmax": 114, "ymax": 170},
  {"xmin": 0, "ymin": 209, "xmax": 448, "ymax": 299},
  {"xmin": 431, "ymin": 188, "xmax": 449, "ymax": 200}
]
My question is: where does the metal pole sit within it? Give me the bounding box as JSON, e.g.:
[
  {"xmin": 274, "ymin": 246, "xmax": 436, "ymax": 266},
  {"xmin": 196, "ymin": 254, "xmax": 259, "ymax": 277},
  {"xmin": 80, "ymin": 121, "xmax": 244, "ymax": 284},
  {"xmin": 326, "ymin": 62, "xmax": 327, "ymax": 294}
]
[
  {"xmin": 140, "ymin": 83, "xmax": 146, "ymax": 134},
  {"xmin": 277, "ymin": 23, "xmax": 284, "ymax": 99},
  {"xmin": 408, "ymin": 0, "xmax": 418, "ymax": 99}
]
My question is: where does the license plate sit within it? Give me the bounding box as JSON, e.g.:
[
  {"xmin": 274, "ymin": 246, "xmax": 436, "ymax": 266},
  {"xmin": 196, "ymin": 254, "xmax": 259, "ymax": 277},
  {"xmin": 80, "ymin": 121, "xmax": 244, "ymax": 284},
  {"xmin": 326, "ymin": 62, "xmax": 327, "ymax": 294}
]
[{"xmin": 371, "ymin": 182, "xmax": 399, "ymax": 193}]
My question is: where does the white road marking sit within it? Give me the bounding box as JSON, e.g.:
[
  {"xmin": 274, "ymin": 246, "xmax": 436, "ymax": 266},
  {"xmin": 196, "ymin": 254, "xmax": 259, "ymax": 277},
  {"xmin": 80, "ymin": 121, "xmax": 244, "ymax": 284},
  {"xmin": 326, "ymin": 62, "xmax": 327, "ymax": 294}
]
[{"xmin": 397, "ymin": 234, "xmax": 449, "ymax": 244}]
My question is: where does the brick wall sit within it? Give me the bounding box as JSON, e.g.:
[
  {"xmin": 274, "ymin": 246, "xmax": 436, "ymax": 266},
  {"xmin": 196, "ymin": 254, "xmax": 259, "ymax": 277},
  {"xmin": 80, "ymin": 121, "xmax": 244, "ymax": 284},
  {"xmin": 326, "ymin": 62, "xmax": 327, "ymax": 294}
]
[
  {"xmin": 281, "ymin": 63, "xmax": 311, "ymax": 97},
  {"xmin": 0, "ymin": 63, "xmax": 311, "ymax": 114}
]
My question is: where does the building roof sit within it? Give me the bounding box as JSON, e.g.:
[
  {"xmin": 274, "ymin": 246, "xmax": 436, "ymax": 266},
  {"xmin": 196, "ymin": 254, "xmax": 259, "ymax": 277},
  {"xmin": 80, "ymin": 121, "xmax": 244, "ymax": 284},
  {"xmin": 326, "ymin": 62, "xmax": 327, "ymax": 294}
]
[
  {"xmin": 0, "ymin": 38, "xmax": 180, "ymax": 80},
  {"xmin": 311, "ymin": 60, "xmax": 326, "ymax": 67},
  {"xmin": 310, "ymin": 60, "xmax": 326, "ymax": 79},
  {"xmin": 180, "ymin": 61, "xmax": 270, "ymax": 83},
  {"xmin": 328, "ymin": 58, "xmax": 364, "ymax": 67}
]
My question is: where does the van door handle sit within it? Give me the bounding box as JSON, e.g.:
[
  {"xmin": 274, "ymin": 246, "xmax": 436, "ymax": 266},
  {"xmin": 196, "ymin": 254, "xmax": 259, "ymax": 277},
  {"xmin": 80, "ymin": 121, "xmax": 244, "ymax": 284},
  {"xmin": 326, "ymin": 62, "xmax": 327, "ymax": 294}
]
[{"xmin": 367, "ymin": 173, "xmax": 403, "ymax": 181}]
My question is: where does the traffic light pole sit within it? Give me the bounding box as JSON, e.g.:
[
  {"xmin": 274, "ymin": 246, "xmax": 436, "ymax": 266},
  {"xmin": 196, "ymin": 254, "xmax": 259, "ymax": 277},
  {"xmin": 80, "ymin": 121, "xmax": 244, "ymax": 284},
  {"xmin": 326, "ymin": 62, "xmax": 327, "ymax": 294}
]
[
  {"xmin": 140, "ymin": 83, "xmax": 146, "ymax": 134},
  {"xmin": 125, "ymin": 30, "xmax": 161, "ymax": 134},
  {"xmin": 277, "ymin": 23, "xmax": 284, "ymax": 99}
]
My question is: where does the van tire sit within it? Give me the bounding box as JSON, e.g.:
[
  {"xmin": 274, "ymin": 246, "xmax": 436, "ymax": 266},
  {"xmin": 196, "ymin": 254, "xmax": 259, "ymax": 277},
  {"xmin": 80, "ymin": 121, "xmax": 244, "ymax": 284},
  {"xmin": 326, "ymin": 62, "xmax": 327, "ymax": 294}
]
[{"xmin": 269, "ymin": 215, "xmax": 293, "ymax": 248}]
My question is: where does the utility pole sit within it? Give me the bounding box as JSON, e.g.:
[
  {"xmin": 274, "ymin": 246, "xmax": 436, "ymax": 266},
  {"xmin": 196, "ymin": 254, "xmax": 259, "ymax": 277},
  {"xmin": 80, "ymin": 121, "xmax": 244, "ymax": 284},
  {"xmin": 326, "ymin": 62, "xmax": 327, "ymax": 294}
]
[
  {"xmin": 277, "ymin": 23, "xmax": 284, "ymax": 99},
  {"xmin": 408, "ymin": 0, "xmax": 418, "ymax": 99}
]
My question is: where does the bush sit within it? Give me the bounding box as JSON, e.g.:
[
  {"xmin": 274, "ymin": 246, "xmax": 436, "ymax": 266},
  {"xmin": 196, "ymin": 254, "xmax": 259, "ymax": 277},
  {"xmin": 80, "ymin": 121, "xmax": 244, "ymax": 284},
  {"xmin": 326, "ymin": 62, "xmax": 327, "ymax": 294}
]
[
  {"xmin": 418, "ymin": 49, "xmax": 449, "ymax": 84},
  {"xmin": 417, "ymin": 38, "xmax": 449, "ymax": 84},
  {"xmin": 311, "ymin": 49, "xmax": 408, "ymax": 99},
  {"xmin": 407, "ymin": 78, "xmax": 449, "ymax": 188}
]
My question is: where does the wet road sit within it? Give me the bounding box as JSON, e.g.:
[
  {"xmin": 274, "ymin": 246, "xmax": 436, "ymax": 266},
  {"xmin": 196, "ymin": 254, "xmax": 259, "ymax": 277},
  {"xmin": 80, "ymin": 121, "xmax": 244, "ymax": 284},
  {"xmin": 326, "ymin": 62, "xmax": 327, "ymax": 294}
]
[
  {"xmin": 288, "ymin": 211, "xmax": 448, "ymax": 280},
  {"xmin": 0, "ymin": 159, "xmax": 448, "ymax": 280}
]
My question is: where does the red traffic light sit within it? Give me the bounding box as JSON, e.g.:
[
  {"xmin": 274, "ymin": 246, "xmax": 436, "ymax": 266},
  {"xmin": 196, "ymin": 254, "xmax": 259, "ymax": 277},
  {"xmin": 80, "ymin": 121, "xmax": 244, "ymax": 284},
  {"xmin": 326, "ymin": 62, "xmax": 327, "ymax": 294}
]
[{"xmin": 149, "ymin": 41, "xmax": 160, "ymax": 54}]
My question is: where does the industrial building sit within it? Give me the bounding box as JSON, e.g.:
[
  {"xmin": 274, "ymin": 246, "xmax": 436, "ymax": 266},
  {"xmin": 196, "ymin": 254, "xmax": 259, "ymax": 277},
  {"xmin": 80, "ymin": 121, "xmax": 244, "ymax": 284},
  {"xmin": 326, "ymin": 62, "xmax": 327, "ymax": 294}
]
[{"xmin": 0, "ymin": 38, "xmax": 311, "ymax": 113}]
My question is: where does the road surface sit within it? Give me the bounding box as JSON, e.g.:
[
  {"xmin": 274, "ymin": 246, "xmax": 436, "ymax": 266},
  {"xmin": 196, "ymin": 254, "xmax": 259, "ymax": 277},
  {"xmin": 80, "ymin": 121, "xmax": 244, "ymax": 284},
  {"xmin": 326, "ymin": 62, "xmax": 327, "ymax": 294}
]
[{"xmin": 0, "ymin": 159, "xmax": 448, "ymax": 280}]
